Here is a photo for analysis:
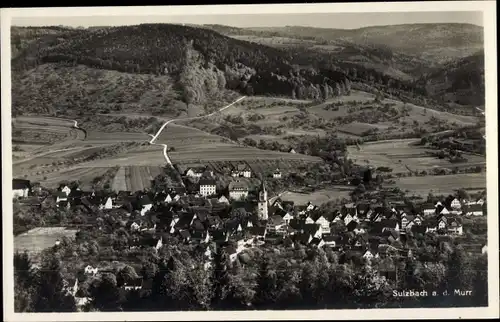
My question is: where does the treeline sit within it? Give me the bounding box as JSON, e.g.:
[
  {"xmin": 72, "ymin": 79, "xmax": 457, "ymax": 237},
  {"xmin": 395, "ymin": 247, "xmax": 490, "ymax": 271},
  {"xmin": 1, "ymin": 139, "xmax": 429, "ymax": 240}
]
[{"xmin": 14, "ymin": 238, "xmax": 488, "ymax": 312}]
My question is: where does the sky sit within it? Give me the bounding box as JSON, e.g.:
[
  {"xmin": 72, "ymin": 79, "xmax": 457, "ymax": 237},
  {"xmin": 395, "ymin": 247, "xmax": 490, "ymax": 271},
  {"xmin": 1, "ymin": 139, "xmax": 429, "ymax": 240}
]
[{"xmin": 11, "ymin": 11, "xmax": 483, "ymax": 29}]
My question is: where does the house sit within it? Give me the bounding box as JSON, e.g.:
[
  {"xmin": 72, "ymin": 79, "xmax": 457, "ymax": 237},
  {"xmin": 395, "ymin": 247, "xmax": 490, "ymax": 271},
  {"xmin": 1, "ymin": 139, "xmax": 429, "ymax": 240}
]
[
  {"xmin": 464, "ymin": 204, "xmax": 483, "ymax": 216},
  {"xmin": 362, "ymin": 249, "xmax": 379, "ymax": 260},
  {"xmin": 448, "ymin": 218, "xmax": 463, "ymax": 235},
  {"xmin": 437, "ymin": 216, "xmax": 447, "ymax": 231},
  {"xmin": 422, "ymin": 203, "xmax": 436, "ymax": 216},
  {"xmin": 138, "ymin": 195, "xmax": 153, "ymax": 216},
  {"xmin": 249, "ymin": 226, "xmax": 267, "ymax": 240},
  {"xmin": 450, "ymin": 198, "xmax": 462, "ymax": 210},
  {"xmin": 303, "ymin": 223, "xmax": 322, "ymax": 239},
  {"xmin": 323, "ymin": 234, "xmax": 341, "ymax": 248},
  {"xmin": 266, "ymin": 215, "xmax": 286, "ymax": 234},
  {"xmin": 12, "ymin": 179, "xmax": 31, "ymax": 198},
  {"xmin": 272, "ymin": 169, "xmax": 282, "ymax": 179},
  {"xmin": 218, "ymin": 195, "xmax": 230, "ymax": 205},
  {"xmin": 228, "ymin": 180, "xmax": 249, "ymax": 200},
  {"xmin": 84, "ymin": 265, "xmax": 99, "ymax": 275},
  {"xmin": 185, "ymin": 167, "xmax": 208, "ymax": 178},
  {"xmin": 232, "ymin": 163, "xmax": 252, "ymax": 178},
  {"xmin": 381, "ymin": 219, "xmax": 400, "ymax": 232},
  {"xmin": 99, "ymin": 196, "xmax": 113, "ymax": 210},
  {"xmin": 310, "ymin": 237, "xmax": 325, "ymax": 248},
  {"xmin": 314, "ymin": 215, "xmax": 331, "ymax": 234},
  {"xmin": 199, "ymin": 178, "xmax": 217, "ymax": 197},
  {"xmin": 482, "ymin": 244, "xmax": 487, "ymax": 254},
  {"xmin": 60, "ymin": 185, "xmax": 72, "ymax": 197},
  {"xmin": 55, "ymin": 191, "xmax": 68, "ymax": 203},
  {"xmin": 123, "ymin": 278, "xmax": 143, "ymax": 291},
  {"xmin": 288, "ymin": 148, "xmax": 297, "ymax": 154}
]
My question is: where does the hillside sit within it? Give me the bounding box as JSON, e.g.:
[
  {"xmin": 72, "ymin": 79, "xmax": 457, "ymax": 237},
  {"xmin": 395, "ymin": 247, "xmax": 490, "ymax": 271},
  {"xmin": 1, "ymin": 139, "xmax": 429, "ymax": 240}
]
[
  {"xmin": 420, "ymin": 51, "xmax": 485, "ymax": 106},
  {"xmin": 247, "ymin": 23, "xmax": 484, "ymax": 64},
  {"xmin": 12, "ymin": 23, "xmax": 435, "ymax": 117}
]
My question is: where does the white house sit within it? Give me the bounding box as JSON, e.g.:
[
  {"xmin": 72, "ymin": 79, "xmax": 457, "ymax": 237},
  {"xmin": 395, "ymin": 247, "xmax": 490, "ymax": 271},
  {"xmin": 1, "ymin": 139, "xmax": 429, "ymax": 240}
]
[
  {"xmin": 55, "ymin": 191, "xmax": 68, "ymax": 203},
  {"xmin": 218, "ymin": 195, "xmax": 230, "ymax": 204},
  {"xmin": 84, "ymin": 265, "xmax": 98, "ymax": 275},
  {"xmin": 282, "ymin": 212, "xmax": 294, "ymax": 224},
  {"xmin": 315, "ymin": 216, "xmax": 331, "ymax": 234},
  {"xmin": 228, "ymin": 180, "xmax": 249, "ymax": 200},
  {"xmin": 439, "ymin": 207, "xmax": 450, "ymax": 215},
  {"xmin": 343, "ymin": 214, "xmax": 354, "ymax": 226},
  {"xmin": 437, "ymin": 218, "xmax": 447, "ymax": 230},
  {"xmin": 450, "ymin": 198, "xmax": 462, "ymax": 210},
  {"xmin": 288, "ymin": 148, "xmax": 297, "ymax": 154},
  {"xmin": 12, "ymin": 179, "xmax": 31, "ymax": 198},
  {"xmin": 305, "ymin": 216, "xmax": 315, "ymax": 225},
  {"xmin": 482, "ymin": 244, "xmax": 487, "ymax": 254},
  {"xmin": 272, "ymin": 169, "xmax": 282, "ymax": 179},
  {"xmin": 199, "ymin": 178, "xmax": 217, "ymax": 197},
  {"xmin": 232, "ymin": 164, "xmax": 252, "ymax": 178},
  {"xmin": 99, "ymin": 196, "xmax": 113, "ymax": 210},
  {"xmin": 362, "ymin": 250, "xmax": 379, "ymax": 260},
  {"xmin": 185, "ymin": 167, "xmax": 207, "ymax": 178},
  {"xmin": 138, "ymin": 195, "xmax": 153, "ymax": 216},
  {"xmin": 61, "ymin": 185, "xmax": 71, "ymax": 197}
]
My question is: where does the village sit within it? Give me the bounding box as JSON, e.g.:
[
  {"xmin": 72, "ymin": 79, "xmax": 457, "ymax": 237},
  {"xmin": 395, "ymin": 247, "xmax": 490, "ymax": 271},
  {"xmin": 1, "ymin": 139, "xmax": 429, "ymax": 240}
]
[{"xmin": 13, "ymin": 159, "xmax": 487, "ymax": 266}]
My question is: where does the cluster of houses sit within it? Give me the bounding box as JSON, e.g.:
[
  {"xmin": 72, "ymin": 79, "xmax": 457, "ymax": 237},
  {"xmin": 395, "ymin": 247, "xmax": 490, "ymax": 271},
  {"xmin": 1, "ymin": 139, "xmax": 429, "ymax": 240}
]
[{"xmin": 14, "ymin": 176, "xmax": 487, "ymax": 305}]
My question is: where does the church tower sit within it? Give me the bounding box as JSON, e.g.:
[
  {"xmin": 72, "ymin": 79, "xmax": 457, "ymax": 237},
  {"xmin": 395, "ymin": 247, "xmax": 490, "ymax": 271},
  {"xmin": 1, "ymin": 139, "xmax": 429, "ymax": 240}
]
[{"xmin": 257, "ymin": 179, "xmax": 268, "ymax": 220}]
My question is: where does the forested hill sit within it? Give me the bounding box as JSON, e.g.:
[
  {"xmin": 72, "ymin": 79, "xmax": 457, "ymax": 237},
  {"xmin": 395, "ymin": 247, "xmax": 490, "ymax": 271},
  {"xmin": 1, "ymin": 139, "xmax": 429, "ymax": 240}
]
[
  {"xmin": 13, "ymin": 23, "xmax": 432, "ymax": 107},
  {"xmin": 419, "ymin": 50, "xmax": 485, "ymax": 106},
  {"xmin": 247, "ymin": 23, "xmax": 484, "ymax": 63}
]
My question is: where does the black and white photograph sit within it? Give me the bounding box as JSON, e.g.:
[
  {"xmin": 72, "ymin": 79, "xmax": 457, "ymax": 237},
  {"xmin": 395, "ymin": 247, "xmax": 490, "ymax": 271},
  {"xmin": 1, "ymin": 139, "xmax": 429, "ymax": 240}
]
[{"xmin": 2, "ymin": 2, "xmax": 498, "ymax": 321}]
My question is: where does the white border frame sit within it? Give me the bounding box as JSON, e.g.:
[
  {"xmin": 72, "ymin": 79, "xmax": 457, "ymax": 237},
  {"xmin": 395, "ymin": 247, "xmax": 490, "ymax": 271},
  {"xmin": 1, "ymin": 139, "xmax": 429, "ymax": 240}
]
[{"xmin": 2, "ymin": 2, "xmax": 498, "ymax": 321}]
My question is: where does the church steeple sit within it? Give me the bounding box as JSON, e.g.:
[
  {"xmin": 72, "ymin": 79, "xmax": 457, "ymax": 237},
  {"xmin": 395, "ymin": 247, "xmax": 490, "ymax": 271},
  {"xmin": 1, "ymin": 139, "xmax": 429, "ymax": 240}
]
[{"xmin": 257, "ymin": 177, "xmax": 268, "ymax": 220}]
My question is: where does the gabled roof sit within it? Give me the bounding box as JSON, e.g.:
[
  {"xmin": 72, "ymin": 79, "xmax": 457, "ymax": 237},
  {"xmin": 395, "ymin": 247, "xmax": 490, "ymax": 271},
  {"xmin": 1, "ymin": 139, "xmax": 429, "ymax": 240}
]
[
  {"xmin": 249, "ymin": 226, "xmax": 266, "ymax": 236},
  {"xmin": 346, "ymin": 220, "xmax": 358, "ymax": 231},
  {"xmin": 138, "ymin": 195, "xmax": 152, "ymax": 207},
  {"xmin": 13, "ymin": 179, "xmax": 31, "ymax": 190},
  {"xmin": 323, "ymin": 234, "xmax": 341, "ymax": 242},
  {"xmin": 199, "ymin": 178, "xmax": 216, "ymax": 186},
  {"xmin": 303, "ymin": 223, "xmax": 320, "ymax": 234},
  {"xmin": 186, "ymin": 166, "xmax": 207, "ymax": 174},
  {"xmin": 228, "ymin": 180, "xmax": 248, "ymax": 191},
  {"xmin": 268, "ymin": 215, "xmax": 285, "ymax": 226}
]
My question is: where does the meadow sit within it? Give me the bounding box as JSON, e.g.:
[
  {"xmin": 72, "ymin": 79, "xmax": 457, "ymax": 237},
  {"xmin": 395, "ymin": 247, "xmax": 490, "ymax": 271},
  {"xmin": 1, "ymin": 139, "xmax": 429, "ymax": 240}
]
[{"xmin": 14, "ymin": 227, "xmax": 79, "ymax": 261}]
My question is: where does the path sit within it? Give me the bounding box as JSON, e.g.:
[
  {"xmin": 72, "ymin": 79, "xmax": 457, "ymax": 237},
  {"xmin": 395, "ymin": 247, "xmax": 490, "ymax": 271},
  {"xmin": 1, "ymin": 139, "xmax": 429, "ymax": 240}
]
[{"xmin": 149, "ymin": 96, "xmax": 246, "ymax": 165}]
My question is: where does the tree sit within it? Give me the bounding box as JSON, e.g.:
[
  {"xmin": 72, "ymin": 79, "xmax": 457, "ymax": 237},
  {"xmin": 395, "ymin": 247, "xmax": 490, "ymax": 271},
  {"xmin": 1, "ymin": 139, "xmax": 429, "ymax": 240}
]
[
  {"xmin": 116, "ymin": 265, "xmax": 139, "ymax": 287},
  {"xmin": 33, "ymin": 253, "xmax": 76, "ymax": 312},
  {"xmin": 456, "ymin": 189, "xmax": 470, "ymax": 201},
  {"xmin": 254, "ymin": 255, "xmax": 278, "ymax": 309},
  {"xmin": 14, "ymin": 252, "xmax": 37, "ymax": 312},
  {"xmin": 88, "ymin": 273, "xmax": 122, "ymax": 311},
  {"xmin": 211, "ymin": 247, "xmax": 230, "ymax": 308},
  {"xmin": 471, "ymin": 254, "xmax": 488, "ymax": 306}
]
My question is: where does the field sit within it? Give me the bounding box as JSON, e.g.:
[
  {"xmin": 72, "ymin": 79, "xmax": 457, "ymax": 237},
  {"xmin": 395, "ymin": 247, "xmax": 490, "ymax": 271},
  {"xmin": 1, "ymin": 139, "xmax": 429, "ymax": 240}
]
[
  {"xmin": 192, "ymin": 90, "xmax": 480, "ymax": 145},
  {"xmin": 156, "ymin": 123, "xmax": 322, "ymax": 164},
  {"xmin": 279, "ymin": 186, "xmax": 354, "ymax": 205},
  {"xmin": 27, "ymin": 167, "xmax": 116, "ymax": 190},
  {"xmin": 14, "ymin": 227, "xmax": 79, "ymax": 260},
  {"xmin": 386, "ymin": 173, "xmax": 487, "ymax": 196},
  {"xmin": 346, "ymin": 139, "xmax": 486, "ymax": 173},
  {"xmin": 111, "ymin": 166, "xmax": 164, "ymax": 192}
]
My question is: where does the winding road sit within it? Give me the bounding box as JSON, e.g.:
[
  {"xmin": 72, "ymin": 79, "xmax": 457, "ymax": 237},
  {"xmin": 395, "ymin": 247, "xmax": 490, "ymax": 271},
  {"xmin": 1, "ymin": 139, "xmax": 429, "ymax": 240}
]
[{"xmin": 148, "ymin": 96, "xmax": 246, "ymax": 166}]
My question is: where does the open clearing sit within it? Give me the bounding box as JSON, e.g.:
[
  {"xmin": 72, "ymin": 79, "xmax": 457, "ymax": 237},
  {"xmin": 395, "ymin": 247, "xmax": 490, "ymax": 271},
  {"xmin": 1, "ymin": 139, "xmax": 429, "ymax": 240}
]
[
  {"xmin": 346, "ymin": 139, "xmax": 486, "ymax": 173},
  {"xmin": 279, "ymin": 186, "xmax": 354, "ymax": 205},
  {"xmin": 15, "ymin": 227, "xmax": 78, "ymax": 259},
  {"xmin": 156, "ymin": 123, "xmax": 322, "ymax": 164},
  {"xmin": 386, "ymin": 173, "xmax": 486, "ymax": 196}
]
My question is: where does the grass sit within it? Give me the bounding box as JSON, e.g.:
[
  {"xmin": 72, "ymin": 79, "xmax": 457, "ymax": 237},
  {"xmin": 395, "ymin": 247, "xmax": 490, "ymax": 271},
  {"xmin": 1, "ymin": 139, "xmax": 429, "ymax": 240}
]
[
  {"xmin": 12, "ymin": 63, "xmax": 182, "ymax": 117},
  {"xmin": 112, "ymin": 166, "xmax": 164, "ymax": 192},
  {"xmin": 27, "ymin": 167, "xmax": 114, "ymax": 189},
  {"xmin": 279, "ymin": 186, "xmax": 354, "ymax": 205},
  {"xmin": 386, "ymin": 173, "xmax": 486, "ymax": 196},
  {"xmin": 346, "ymin": 138, "xmax": 486, "ymax": 174},
  {"xmin": 157, "ymin": 123, "xmax": 322, "ymax": 164},
  {"xmin": 15, "ymin": 227, "xmax": 78, "ymax": 259}
]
